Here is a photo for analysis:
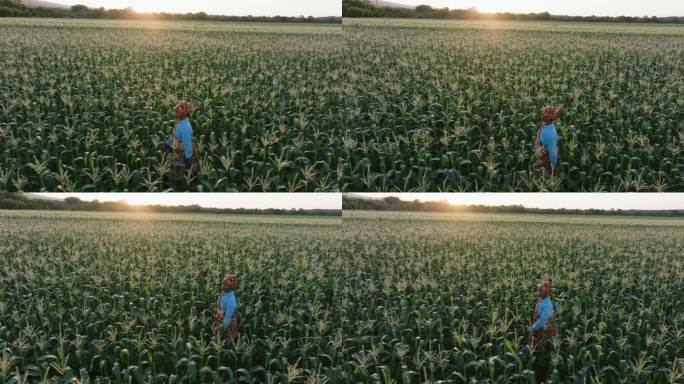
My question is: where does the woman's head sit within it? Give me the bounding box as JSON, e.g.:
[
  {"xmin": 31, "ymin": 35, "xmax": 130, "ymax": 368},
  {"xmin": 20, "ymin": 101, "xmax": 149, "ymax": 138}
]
[
  {"xmin": 541, "ymin": 105, "xmax": 560, "ymax": 125},
  {"xmin": 221, "ymin": 274, "xmax": 239, "ymax": 292},
  {"xmin": 538, "ymin": 280, "xmax": 553, "ymax": 298},
  {"xmin": 175, "ymin": 100, "xmax": 193, "ymax": 120}
]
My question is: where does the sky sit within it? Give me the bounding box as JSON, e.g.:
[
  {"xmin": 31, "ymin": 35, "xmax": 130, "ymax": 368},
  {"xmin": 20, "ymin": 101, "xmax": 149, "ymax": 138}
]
[
  {"xmin": 393, "ymin": 0, "xmax": 684, "ymax": 17},
  {"xmin": 351, "ymin": 193, "xmax": 684, "ymax": 210},
  {"xmin": 49, "ymin": 0, "xmax": 341, "ymax": 17},
  {"xmin": 33, "ymin": 193, "xmax": 341, "ymax": 210}
]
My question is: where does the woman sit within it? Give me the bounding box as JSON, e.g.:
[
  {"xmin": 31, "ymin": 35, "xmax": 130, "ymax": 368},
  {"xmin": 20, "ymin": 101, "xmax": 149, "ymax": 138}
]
[
  {"xmin": 163, "ymin": 100, "xmax": 198, "ymax": 172},
  {"xmin": 534, "ymin": 106, "xmax": 560, "ymax": 174},
  {"xmin": 531, "ymin": 279, "xmax": 558, "ymax": 381},
  {"xmin": 531, "ymin": 280, "xmax": 557, "ymax": 345},
  {"xmin": 213, "ymin": 274, "xmax": 239, "ymax": 340}
]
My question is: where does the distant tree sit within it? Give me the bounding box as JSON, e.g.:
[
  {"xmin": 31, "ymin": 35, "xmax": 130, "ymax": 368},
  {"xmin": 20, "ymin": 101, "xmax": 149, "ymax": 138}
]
[
  {"xmin": 70, "ymin": 4, "xmax": 88, "ymax": 13},
  {"xmin": 0, "ymin": 6, "xmax": 17, "ymax": 16},
  {"xmin": 64, "ymin": 197, "xmax": 81, "ymax": 205},
  {"xmin": 383, "ymin": 196, "xmax": 402, "ymax": 206},
  {"xmin": 345, "ymin": 6, "xmax": 366, "ymax": 18},
  {"xmin": 415, "ymin": 5, "xmax": 432, "ymax": 13}
]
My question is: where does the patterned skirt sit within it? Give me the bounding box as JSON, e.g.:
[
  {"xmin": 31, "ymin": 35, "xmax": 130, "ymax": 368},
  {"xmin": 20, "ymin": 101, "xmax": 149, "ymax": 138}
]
[
  {"xmin": 170, "ymin": 139, "xmax": 199, "ymax": 173},
  {"xmin": 533, "ymin": 146, "xmax": 557, "ymax": 173},
  {"xmin": 533, "ymin": 319, "xmax": 558, "ymax": 348},
  {"xmin": 222, "ymin": 312, "xmax": 239, "ymax": 339},
  {"xmin": 212, "ymin": 309, "xmax": 239, "ymax": 340}
]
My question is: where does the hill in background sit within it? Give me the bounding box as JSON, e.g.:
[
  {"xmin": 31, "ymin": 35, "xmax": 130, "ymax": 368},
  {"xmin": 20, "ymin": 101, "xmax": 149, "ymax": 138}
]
[
  {"xmin": 363, "ymin": 0, "xmax": 413, "ymax": 9},
  {"xmin": 18, "ymin": 0, "xmax": 68, "ymax": 8}
]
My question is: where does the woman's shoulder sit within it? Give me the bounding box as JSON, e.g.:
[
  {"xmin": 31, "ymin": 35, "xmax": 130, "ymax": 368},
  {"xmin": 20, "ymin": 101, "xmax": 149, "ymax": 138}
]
[{"xmin": 540, "ymin": 124, "xmax": 557, "ymax": 138}]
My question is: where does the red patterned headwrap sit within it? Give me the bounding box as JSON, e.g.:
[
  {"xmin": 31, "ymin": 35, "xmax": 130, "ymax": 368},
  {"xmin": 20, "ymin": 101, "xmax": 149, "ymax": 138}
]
[
  {"xmin": 538, "ymin": 280, "xmax": 553, "ymax": 297},
  {"xmin": 541, "ymin": 106, "xmax": 560, "ymax": 125},
  {"xmin": 175, "ymin": 100, "xmax": 193, "ymax": 116},
  {"xmin": 221, "ymin": 274, "xmax": 238, "ymax": 292}
]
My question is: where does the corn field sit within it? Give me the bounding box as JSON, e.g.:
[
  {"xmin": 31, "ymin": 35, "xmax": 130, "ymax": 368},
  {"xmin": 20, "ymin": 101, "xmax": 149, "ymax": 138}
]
[
  {"xmin": 1, "ymin": 209, "xmax": 683, "ymax": 382},
  {"xmin": 1, "ymin": 18, "xmax": 682, "ymax": 192},
  {"xmin": 0, "ymin": 210, "xmax": 343, "ymax": 383},
  {"xmin": 341, "ymin": 19, "xmax": 684, "ymax": 192},
  {"xmin": 0, "ymin": 19, "xmax": 344, "ymax": 192},
  {"xmin": 340, "ymin": 211, "xmax": 684, "ymax": 382}
]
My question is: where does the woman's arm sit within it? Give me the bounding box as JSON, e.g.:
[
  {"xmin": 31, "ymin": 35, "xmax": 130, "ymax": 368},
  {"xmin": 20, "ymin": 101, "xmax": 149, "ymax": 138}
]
[
  {"xmin": 179, "ymin": 124, "xmax": 193, "ymax": 160},
  {"xmin": 535, "ymin": 124, "xmax": 542, "ymax": 148},
  {"xmin": 165, "ymin": 122, "xmax": 176, "ymax": 146}
]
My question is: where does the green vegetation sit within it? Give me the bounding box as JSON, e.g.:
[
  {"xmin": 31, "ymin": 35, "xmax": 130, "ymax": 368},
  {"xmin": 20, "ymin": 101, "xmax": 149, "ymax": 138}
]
[
  {"xmin": 342, "ymin": 0, "xmax": 684, "ymax": 23},
  {"xmin": 0, "ymin": 0, "xmax": 30, "ymax": 17},
  {"xmin": 0, "ymin": 210, "xmax": 341, "ymax": 383},
  {"xmin": 1, "ymin": 209, "xmax": 683, "ymax": 382},
  {"xmin": 342, "ymin": 194, "xmax": 684, "ymax": 216},
  {"xmin": 0, "ymin": 19, "xmax": 343, "ymax": 192},
  {"xmin": 0, "ymin": 0, "xmax": 340, "ymax": 23},
  {"xmin": 1, "ymin": 17, "xmax": 682, "ymax": 192},
  {"xmin": 339, "ymin": 210, "xmax": 684, "ymax": 382},
  {"xmin": 342, "ymin": 19, "xmax": 684, "ymax": 191},
  {"xmin": 0, "ymin": 193, "xmax": 341, "ymax": 216}
]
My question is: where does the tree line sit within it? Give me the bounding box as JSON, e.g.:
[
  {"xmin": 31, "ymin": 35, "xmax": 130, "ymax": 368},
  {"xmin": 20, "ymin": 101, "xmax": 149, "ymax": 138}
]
[
  {"xmin": 0, "ymin": 0, "xmax": 341, "ymax": 23},
  {"xmin": 343, "ymin": 0, "xmax": 684, "ymax": 23},
  {"xmin": 343, "ymin": 195, "xmax": 684, "ymax": 217},
  {"xmin": 0, "ymin": 194, "xmax": 341, "ymax": 216}
]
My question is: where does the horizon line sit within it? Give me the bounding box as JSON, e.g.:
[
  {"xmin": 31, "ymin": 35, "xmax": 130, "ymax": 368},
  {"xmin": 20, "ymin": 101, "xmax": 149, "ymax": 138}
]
[{"xmin": 32, "ymin": 1, "xmax": 342, "ymax": 18}]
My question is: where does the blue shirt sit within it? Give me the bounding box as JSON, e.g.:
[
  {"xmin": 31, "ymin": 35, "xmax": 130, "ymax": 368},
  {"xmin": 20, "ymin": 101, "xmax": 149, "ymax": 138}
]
[
  {"xmin": 532, "ymin": 296, "xmax": 554, "ymax": 331},
  {"xmin": 219, "ymin": 291, "xmax": 237, "ymax": 329},
  {"xmin": 539, "ymin": 123, "xmax": 559, "ymax": 166},
  {"xmin": 166, "ymin": 118, "xmax": 193, "ymax": 159}
]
